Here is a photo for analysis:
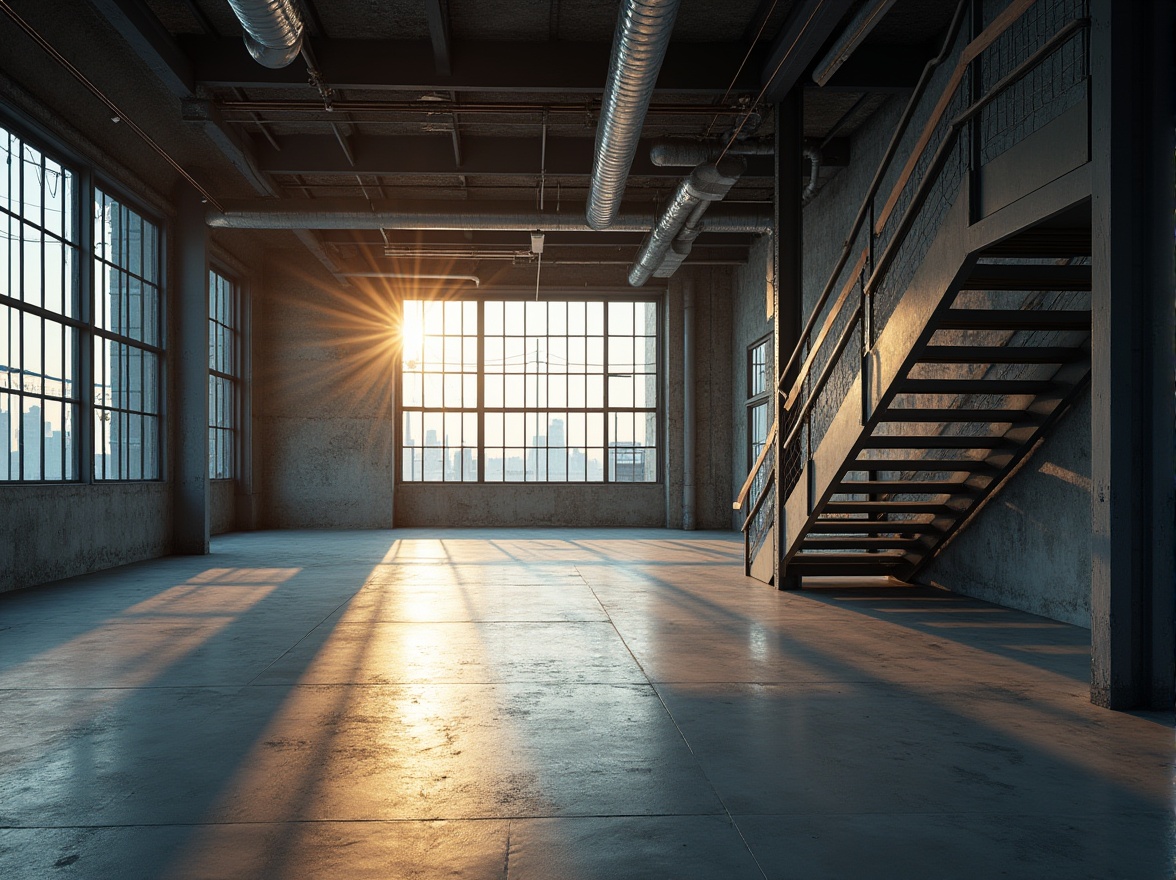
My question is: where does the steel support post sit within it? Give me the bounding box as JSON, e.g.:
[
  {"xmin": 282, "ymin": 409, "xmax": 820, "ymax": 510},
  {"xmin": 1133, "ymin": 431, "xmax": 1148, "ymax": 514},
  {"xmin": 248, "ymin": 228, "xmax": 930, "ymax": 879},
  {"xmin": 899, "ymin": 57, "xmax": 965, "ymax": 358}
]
[{"xmin": 1089, "ymin": 0, "xmax": 1176, "ymax": 709}]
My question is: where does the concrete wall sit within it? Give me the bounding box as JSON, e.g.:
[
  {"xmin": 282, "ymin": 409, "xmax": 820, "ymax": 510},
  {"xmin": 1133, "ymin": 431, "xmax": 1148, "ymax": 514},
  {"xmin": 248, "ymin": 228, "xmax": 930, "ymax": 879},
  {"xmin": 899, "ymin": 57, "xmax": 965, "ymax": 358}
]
[
  {"xmin": 254, "ymin": 257, "xmax": 397, "ymax": 529},
  {"xmin": 730, "ymin": 235, "xmax": 775, "ymax": 528},
  {"xmin": 397, "ymin": 483, "xmax": 665, "ymax": 527},
  {"xmin": 210, "ymin": 480, "xmax": 236, "ymax": 536},
  {"xmin": 920, "ymin": 397, "xmax": 1092, "ymax": 626},
  {"xmin": 0, "ymin": 484, "xmax": 170, "ymax": 592}
]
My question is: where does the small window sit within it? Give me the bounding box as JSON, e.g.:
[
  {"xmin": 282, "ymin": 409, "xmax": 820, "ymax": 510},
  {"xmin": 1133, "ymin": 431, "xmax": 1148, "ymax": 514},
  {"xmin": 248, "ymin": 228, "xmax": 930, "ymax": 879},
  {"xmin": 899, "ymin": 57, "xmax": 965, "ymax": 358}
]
[
  {"xmin": 208, "ymin": 268, "xmax": 239, "ymax": 479},
  {"xmin": 747, "ymin": 336, "xmax": 772, "ymax": 467}
]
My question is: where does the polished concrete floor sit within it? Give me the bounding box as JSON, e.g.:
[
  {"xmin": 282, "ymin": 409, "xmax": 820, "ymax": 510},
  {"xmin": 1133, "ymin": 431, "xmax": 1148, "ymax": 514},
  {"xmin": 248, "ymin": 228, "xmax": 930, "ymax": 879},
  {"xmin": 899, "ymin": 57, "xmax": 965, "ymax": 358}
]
[{"xmin": 0, "ymin": 528, "xmax": 1170, "ymax": 879}]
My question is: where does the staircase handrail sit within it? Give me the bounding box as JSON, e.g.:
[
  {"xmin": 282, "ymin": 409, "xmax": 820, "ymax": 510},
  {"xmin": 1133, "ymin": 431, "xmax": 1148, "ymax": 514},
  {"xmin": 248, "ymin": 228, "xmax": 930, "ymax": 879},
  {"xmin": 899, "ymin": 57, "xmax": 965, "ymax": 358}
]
[{"xmin": 734, "ymin": 416, "xmax": 777, "ymax": 512}]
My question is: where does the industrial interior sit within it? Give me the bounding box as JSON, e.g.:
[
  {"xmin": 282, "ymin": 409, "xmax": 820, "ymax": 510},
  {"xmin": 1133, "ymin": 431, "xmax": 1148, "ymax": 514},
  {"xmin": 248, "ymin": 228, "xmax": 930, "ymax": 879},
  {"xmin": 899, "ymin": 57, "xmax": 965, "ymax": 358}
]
[{"xmin": 0, "ymin": 0, "xmax": 1172, "ymax": 877}]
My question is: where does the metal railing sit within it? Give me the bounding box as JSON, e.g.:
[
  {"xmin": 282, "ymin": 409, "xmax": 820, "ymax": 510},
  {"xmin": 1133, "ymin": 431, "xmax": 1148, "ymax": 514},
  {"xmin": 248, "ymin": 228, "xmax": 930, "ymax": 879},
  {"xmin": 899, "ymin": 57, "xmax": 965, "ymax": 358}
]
[
  {"xmin": 777, "ymin": 0, "xmax": 1087, "ymax": 505},
  {"xmin": 734, "ymin": 417, "xmax": 776, "ymax": 573},
  {"xmin": 736, "ymin": 0, "xmax": 1090, "ymax": 564}
]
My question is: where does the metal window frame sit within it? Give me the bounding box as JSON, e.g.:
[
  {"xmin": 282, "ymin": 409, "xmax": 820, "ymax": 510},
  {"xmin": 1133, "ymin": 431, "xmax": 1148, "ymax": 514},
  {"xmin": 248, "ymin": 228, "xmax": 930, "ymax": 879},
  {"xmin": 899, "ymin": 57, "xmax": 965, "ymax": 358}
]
[
  {"xmin": 746, "ymin": 332, "xmax": 772, "ymax": 470},
  {"xmin": 207, "ymin": 265, "xmax": 240, "ymax": 481},
  {"xmin": 398, "ymin": 292, "xmax": 663, "ymax": 485},
  {"xmin": 0, "ymin": 117, "xmax": 84, "ymax": 483},
  {"xmin": 90, "ymin": 180, "xmax": 165, "ymax": 482}
]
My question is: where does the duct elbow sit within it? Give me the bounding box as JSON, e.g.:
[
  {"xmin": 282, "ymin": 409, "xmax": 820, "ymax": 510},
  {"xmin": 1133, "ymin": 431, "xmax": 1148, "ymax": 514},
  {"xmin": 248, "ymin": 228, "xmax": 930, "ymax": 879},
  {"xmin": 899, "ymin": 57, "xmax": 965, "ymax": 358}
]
[{"xmin": 228, "ymin": 0, "xmax": 305, "ymax": 69}]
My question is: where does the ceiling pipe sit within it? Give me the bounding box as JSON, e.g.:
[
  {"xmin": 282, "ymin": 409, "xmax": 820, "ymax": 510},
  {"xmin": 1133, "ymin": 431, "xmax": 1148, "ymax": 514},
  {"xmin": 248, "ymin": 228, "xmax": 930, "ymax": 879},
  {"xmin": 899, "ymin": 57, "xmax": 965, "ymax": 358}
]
[
  {"xmin": 342, "ymin": 273, "xmax": 481, "ymax": 287},
  {"xmin": 628, "ymin": 157, "xmax": 746, "ymax": 286},
  {"xmin": 225, "ymin": 0, "xmax": 304, "ymax": 69},
  {"xmin": 812, "ymin": 0, "xmax": 898, "ymax": 86},
  {"xmin": 649, "ymin": 138, "xmax": 774, "ymax": 167},
  {"xmin": 802, "ymin": 146, "xmax": 821, "ymax": 204},
  {"xmin": 205, "ymin": 199, "xmax": 772, "ymax": 232},
  {"xmin": 586, "ymin": 0, "xmax": 683, "ymax": 230}
]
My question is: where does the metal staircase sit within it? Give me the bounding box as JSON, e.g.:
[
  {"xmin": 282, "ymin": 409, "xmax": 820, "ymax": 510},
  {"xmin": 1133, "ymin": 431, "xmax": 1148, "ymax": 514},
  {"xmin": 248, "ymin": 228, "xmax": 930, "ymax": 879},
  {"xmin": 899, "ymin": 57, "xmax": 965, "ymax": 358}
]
[
  {"xmin": 736, "ymin": 0, "xmax": 1093, "ymax": 586},
  {"xmin": 787, "ymin": 243, "xmax": 1091, "ymax": 578}
]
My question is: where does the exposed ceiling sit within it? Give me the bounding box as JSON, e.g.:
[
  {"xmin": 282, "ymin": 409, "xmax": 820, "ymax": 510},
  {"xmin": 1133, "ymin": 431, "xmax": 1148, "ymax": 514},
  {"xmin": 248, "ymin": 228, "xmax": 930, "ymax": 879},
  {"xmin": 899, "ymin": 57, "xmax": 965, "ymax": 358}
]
[{"xmin": 1, "ymin": 0, "xmax": 959, "ymax": 283}]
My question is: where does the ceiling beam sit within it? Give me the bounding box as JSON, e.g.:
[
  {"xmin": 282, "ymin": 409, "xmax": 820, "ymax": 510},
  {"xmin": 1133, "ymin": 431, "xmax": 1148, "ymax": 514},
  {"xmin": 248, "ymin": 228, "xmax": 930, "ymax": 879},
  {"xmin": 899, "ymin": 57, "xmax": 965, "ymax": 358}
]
[
  {"xmin": 810, "ymin": 44, "xmax": 931, "ymax": 91},
  {"xmin": 760, "ymin": 0, "xmax": 856, "ymax": 102},
  {"xmin": 253, "ymin": 134, "xmax": 781, "ymax": 178},
  {"xmin": 88, "ymin": 0, "xmax": 195, "ymax": 96},
  {"xmin": 183, "ymin": 37, "xmax": 765, "ymax": 93},
  {"xmin": 424, "ymin": 0, "xmax": 452, "ymax": 76}
]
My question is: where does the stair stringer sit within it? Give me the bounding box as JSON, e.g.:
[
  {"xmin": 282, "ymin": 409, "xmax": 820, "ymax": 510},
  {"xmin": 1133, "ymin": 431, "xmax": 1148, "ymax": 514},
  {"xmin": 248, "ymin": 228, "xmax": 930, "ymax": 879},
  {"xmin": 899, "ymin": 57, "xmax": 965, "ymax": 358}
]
[{"xmin": 781, "ymin": 164, "xmax": 1094, "ymax": 571}]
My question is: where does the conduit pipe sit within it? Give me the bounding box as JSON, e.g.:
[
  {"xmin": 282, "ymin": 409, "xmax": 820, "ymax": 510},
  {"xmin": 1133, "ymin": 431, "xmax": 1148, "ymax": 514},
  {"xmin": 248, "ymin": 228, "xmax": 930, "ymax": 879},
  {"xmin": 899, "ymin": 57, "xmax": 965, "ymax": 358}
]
[
  {"xmin": 225, "ymin": 0, "xmax": 304, "ymax": 68},
  {"xmin": 586, "ymin": 0, "xmax": 682, "ymax": 230},
  {"xmin": 342, "ymin": 273, "xmax": 481, "ymax": 287},
  {"xmin": 628, "ymin": 157, "xmax": 746, "ymax": 286},
  {"xmin": 682, "ymin": 274, "xmax": 696, "ymax": 530},
  {"xmin": 205, "ymin": 199, "xmax": 772, "ymax": 232},
  {"xmin": 649, "ymin": 138, "xmax": 774, "ymax": 167},
  {"xmin": 802, "ymin": 147, "xmax": 821, "ymax": 204}
]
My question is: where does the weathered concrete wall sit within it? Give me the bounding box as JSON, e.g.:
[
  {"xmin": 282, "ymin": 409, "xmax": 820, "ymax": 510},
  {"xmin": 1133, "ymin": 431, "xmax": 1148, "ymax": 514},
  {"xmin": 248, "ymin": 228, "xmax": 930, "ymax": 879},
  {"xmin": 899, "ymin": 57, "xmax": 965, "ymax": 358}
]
[
  {"xmin": 921, "ymin": 396, "xmax": 1092, "ymax": 627},
  {"xmin": 210, "ymin": 480, "xmax": 236, "ymax": 536},
  {"xmin": 396, "ymin": 483, "xmax": 665, "ymax": 527},
  {"xmin": 0, "ymin": 484, "xmax": 171, "ymax": 593},
  {"xmin": 730, "ymin": 235, "xmax": 775, "ymax": 528},
  {"xmin": 255, "ymin": 258, "xmax": 397, "ymax": 528},
  {"xmin": 690, "ymin": 267, "xmax": 737, "ymax": 530}
]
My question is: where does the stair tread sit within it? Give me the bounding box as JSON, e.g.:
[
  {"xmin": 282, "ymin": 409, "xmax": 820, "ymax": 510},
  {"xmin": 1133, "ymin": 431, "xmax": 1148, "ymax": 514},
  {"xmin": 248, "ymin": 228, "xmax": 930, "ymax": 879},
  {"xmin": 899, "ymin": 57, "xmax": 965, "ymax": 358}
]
[
  {"xmin": 894, "ymin": 378, "xmax": 1057, "ymax": 394},
  {"xmin": 803, "ymin": 536, "xmax": 923, "ymax": 548},
  {"xmin": 918, "ymin": 344, "xmax": 1085, "ymax": 363},
  {"xmin": 834, "ymin": 480, "xmax": 981, "ymax": 493},
  {"xmin": 878, "ymin": 407, "xmax": 1041, "ymax": 423},
  {"xmin": 808, "ymin": 520, "xmax": 942, "ymax": 534},
  {"xmin": 961, "ymin": 263, "xmax": 1092, "ymax": 290},
  {"xmin": 938, "ymin": 308, "xmax": 1090, "ymax": 330},
  {"xmin": 863, "ymin": 434, "xmax": 1016, "ymax": 449},
  {"xmin": 824, "ymin": 500, "xmax": 961, "ymax": 513},
  {"xmin": 844, "ymin": 458, "xmax": 997, "ymax": 472}
]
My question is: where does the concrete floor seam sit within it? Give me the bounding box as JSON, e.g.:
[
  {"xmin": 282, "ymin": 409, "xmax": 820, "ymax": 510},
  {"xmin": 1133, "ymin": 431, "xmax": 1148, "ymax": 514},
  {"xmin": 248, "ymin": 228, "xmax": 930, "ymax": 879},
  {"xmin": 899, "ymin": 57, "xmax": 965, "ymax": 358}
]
[{"xmin": 573, "ymin": 564, "xmax": 772, "ymax": 880}]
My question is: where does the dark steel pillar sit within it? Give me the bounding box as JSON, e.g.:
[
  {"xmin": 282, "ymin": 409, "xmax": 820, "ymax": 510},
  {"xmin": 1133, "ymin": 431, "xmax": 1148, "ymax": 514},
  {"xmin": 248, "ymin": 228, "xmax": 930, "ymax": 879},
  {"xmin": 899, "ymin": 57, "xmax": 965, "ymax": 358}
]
[
  {"xmin": 1089, "ymin": 0, "xmax": 1175, "ymax": 709},
  {"xmin": 173, "ymin": 183, "xmax": 210, "ymax": 554},
  {"xmin": 775, "ymin": 89, "xmax": 803, "ymax": 591}
]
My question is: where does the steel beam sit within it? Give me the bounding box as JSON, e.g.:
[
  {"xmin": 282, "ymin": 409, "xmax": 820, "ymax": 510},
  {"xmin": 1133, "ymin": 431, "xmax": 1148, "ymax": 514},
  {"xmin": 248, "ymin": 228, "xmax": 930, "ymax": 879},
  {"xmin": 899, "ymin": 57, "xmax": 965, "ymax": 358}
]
[
  {"xmin": 253, "ymin": 133, "xmax": 778, "ymax": 178},
  {"xmin": 424, "ymin": 0, "xmax": 452, "ymax": 75},
  {"xmin": 88, "ymin": 0, "xmax": 194, "ymax": 95},
  {"xmin": 760, "ymin": 0, "xmax": 856, "ymax": 102},
  {"xmin": 183, "ymin": 37, "xmax": 764, "ymax": 93},
  {"xmin": 1090, "ymin": 0, "xmax": 1176, "ymax": 710}
]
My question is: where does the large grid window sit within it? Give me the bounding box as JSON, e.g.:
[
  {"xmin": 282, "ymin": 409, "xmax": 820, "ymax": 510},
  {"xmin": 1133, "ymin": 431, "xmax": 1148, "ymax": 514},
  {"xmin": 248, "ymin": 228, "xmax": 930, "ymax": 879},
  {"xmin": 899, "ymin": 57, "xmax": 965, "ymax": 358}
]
[
  {"xmin": 0, "ymin": 125, "xmax": 80, "ymax": 481},
  {"xmin": 208, "ymin": 268, "xmax": 238, "ymax": 479},
  {"xmin": 747, "ymin": 335, "xmax": 771, "ymax": 468},
  {"xmin": 401, "ymin": 298, "xmax": 659, "ymax": 483},
  {"xmin": 93, "ymin": 189, "xmax": 161, "ymax": 480}
]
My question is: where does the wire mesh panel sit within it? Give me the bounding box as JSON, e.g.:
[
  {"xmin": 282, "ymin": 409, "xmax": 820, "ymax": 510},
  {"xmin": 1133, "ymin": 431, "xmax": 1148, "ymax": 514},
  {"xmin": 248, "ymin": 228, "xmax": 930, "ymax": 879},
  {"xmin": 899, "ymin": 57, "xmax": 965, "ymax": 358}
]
[{"xmin": 980, "ymin": 0, "xmax": 1088, "ymax": 164}]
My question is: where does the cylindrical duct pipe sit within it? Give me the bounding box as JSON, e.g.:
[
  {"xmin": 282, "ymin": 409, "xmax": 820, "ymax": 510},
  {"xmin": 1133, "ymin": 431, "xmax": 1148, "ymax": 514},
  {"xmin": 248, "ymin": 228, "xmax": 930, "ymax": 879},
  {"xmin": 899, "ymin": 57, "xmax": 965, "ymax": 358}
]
[
  {"xmin": 649, "ymin": 138, "xmax": 774, "ymax": 167},
  {"xmin": 802, "ymin": 147, "xmax": 822, "ymax": 204},
  {"xmin": 226, "ymin": 0, "xmax": 304, "ymax": 69},
  {"xmin": 682, "ymin": 274, "xmax": 696, "ymax": 530},
  {"xmin": 586, "ymin": 0, "xmax": 682, "ymax": 230},
  {"xmin": 206, "ymin": 199, "xmax": 772, "ymax": 232},
  {"xmin": 628, "ymin": 157, "xmax": 745, "ymax": 286}
]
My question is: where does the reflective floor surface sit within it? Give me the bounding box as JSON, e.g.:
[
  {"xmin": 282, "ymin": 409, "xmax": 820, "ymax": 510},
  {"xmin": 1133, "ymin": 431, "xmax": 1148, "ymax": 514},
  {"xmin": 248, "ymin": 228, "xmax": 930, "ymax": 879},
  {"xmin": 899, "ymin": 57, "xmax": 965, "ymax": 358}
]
[{"xmin": 0, "ymin": 529, "xmax": 1171, "ymax": 878}]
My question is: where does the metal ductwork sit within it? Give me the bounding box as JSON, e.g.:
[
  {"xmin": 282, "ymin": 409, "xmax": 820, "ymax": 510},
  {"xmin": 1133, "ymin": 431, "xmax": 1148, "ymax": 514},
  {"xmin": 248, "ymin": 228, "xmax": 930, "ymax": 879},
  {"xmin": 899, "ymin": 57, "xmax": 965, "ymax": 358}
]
[
  {"xmin": 205, "ymin": 198, "xmax": 771, "ymax": 232},
  {"xmin": 226, "ymin": 0, "xmax": 304, "ymax": 69},
  {"xmin": 586, "ymin": 0, "xmax": 682, "ymax": 231},
  {"xmin": 802, "ymin": 147, "xmax": 821, "ymax": 204},
  {"xmin": 649, "ymin": 138, "xmax": 774, "ymax": 167},
  {"xmin": 628, "ymin": 157, "xmax": 746, "ymax": 287}
]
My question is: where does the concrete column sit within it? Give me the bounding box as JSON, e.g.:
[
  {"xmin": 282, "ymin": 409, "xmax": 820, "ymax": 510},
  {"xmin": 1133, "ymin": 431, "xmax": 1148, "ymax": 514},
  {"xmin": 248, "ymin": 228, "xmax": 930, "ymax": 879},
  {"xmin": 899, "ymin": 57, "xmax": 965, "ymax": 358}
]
[
  {"xmin": 173, "ymin": 184, "xmax": 210, "ymax": 554},
  {"xmin": 1089, "ymin": 0, "xmax": 1175, "ymax": 709},
  {"xmin": 775, "ymin": 90, "xmax": 803, "ymax": 591},
  {"xmin": 682, "ymin": 274, "xmax": 696, "ymax": 530}
]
